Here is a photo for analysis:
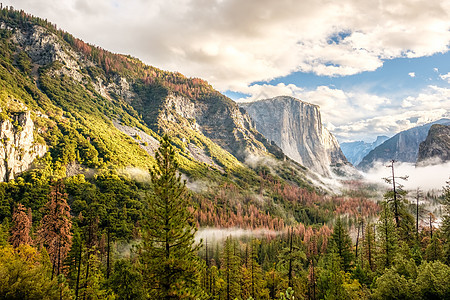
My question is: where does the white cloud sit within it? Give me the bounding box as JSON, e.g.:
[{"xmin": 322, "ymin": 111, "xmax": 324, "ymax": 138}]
[
  {"xmin": 440, "ymin": 72, "xmax": 450, "ymax": 83},
  {"xmin": 409, "ymin": 72, "xmax": 416, "ymax": 77},
  {"xmin": 5, "ymin": 0, "xmax": 450, "ymax": 91},
  {"xmin": 239, "ymin": 84, "xmax": 450, "ymax": 142}
]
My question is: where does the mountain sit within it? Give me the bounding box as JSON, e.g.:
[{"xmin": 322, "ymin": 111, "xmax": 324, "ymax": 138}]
[
  {"xmin": 357, "ymin": 119, "xmax": 450, "ymax": 170},
  {"xmin": 0, "ymin": 8, "xmax": 294, "ymax": 184},
  {"xmin": 239, "ymin": 96, "xmax": 350, "ymax": 177},
  {"xmin": 0, "ymin": 7, "xmax": 338, "ymax": 230},
  {"xmin": 340, "ymin": 136, "xmax": 389, "ymax": 165},
  {"xmin": 416, "ymin": 124, "xmax": 450, "ymax": 166}
]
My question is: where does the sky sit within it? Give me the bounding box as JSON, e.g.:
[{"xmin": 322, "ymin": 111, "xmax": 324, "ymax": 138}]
[{"xmin": 6, "ymin": 0, "xmax": 450, "ymax": 142}]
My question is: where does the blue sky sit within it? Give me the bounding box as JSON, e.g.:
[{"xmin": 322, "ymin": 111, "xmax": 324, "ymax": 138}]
[
  {"xmin": 230, "ymin": 52, "xmax": 450, "ymax": 100},
  {"xmin": 6, "ymin": 0, "xmax": 450, "ymax": 142}
]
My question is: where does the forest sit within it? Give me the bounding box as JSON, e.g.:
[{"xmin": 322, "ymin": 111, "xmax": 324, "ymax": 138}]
[
  {"xmin": 1, "ymin": 136, "xmax": 449, "ymax": 300},
  {"xmin": 0, "ymin": 6, "xmax": 449, "ymax": 300}
]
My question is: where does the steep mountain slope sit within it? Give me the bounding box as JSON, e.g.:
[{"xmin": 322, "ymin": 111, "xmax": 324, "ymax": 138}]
[
  {"xmin": 340, "ymin": 136, "xmax": 389, "ymax": 165},
  {"xmin": 358, "ymin": 119, "xmax": 450, "ymax": 170},
  {"xmin": 240, "ymin": 96, "xmax": 350, "ymax": 177},
  {"xmin": 0, "ymin": 8, "xmax": 321, "ymax": 194},
  {"xmin": 0, "ymin": 7, "xmax": 345, "ymax": 234},
  {"xmin": 416, "ymin": 124, "xmax": 450, "ymax": 166}
]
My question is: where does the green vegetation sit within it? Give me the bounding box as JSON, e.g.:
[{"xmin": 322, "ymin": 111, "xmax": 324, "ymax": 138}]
[{"xmin": 0, "ymin": 7, "xmax": 449, "ymax": 299}]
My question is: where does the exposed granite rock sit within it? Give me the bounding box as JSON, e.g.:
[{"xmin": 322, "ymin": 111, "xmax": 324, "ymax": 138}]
[
  {"xmin": 147, "ymin": 92, "xmax": 280, "ymax": 162},
  {"xmin": 240, "ymin": 96, "xmax": 349, "ymax": 177},
  {"xmin": 13, "ymin": 24, "xmax": 80, "ymax": 70},
  {"xmin": 416, "ymin": 124, "xmax": 450, "ymax": 166},
  {"xmin": 0, "ymin": 111, "xmax": 47, "ymax": 181},
  {"xmin": 187, "ymin": 143, "xmax": 223, "ymax": 171},
  {"xmin": 112, "ymin": 120, "xmax": 160, "ymax": 157},
  {"xmin": 358, "ymin": 119, "xmax": 450, "ymax": 170}
]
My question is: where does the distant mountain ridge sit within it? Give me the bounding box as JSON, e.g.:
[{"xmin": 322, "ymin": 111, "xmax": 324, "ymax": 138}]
[
  {"xmin": 358, "ymin": 119, "xmax": 450, "ymax": 170},
  {"xmin": 240, "ymin": 96, "xmax": 351, "ymax": 177},
  {"xmin": 340, "ymin": 136, "xmax": 389, "ymax": 165}
]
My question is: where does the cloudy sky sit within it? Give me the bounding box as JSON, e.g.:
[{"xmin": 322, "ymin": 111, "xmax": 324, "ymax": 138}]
[{"xmin": 7, "ymin": 0, "xmax": 450, "ymax": 142}]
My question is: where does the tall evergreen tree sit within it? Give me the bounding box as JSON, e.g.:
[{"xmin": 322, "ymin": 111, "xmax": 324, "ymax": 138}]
[
  {"xmin": 278, "ymin": 228, "xmax": 306, "ymax": 288},
  {"xmin": 10, "ymin": 203, "xmax": 33, "ymax": 248},
  {"xmin": 363, "ymin": 223, "xmax": 376, "ymax": 272},
  {"xmin": 220, "ymin": 236, "xmax": 241, "ymax": 300},
  {"xmin": 330, "ymin": 217, "xmax": 353, "ymax": 272},
  {"xmin": 37, "ymin": 180, "xmax": 72, "ymax": 278},
  {"xmin": 441, "ymin": 181, "xmax": 450, "ymax": 264},
  {"xmin": 377, "ymin": 202, "xmax": 398, "ymax": 268},
  {"xmin": 383, "ymin": 161, "xmax": 414, "ymax": 242},
  {"xmin": 139, "ymin": 135, "xmax": 203, "ymax": 299}
]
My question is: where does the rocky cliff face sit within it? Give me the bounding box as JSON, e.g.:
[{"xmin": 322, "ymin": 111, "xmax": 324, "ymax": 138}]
[
  {"xmin": 416, "ymin": 124, "xmax": 450, "ymax": 166},
  {"xmin": 162, "ymin": 93, "xmax": 275, "ymax": 161},
  {"xmin": 133, "ymin": 87, "xmax": 284, "ymax": 163},
  {"xmin": 358, "ymin": 119, "xmax": 450, "ymax": 170},
  {"xmin": 240, "ymin": 96, "xmax": 349, "ymax": 176},
  {"xmin": 0, "ymin": 111, "xmax": 46, "ymax": 181}
]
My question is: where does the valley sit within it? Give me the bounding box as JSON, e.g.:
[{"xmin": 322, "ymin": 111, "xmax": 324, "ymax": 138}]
[{"xmin": 0, "ymin": 6, "xmax": 449, "ymax": 300}]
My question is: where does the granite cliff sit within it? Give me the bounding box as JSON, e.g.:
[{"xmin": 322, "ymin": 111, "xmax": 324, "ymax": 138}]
[
  {"xmin": 0, "ymin": 110, "xmax": 46, "ymax": 181},
  {"xmin": 358, "ymin": 119, "xmax": 450, "ymax": 170},
  {"xmin": 240, "ymin": 96, "xmax": 349, "ymax": 177},
  {"xmin": 416, "ymin": 124, "xmax": 450, "ymax": 166}
]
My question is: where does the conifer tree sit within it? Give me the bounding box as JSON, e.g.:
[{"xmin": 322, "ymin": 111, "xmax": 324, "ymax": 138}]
[
  {"xmin": 37, "ymin": 180, "xmax": 72, "ymax": 278},
  {"xmin": 425, "ymin": 234, "xmax": 443, "ymax": 262},
  {"xmin": 10, "ymin": 203, "xmax": 32, "ymax": 248},
  {"xmin": 317, "ymin": 248, "xmax": 348, "ymax": 300},
  {"xmin": 139, "ymin": 135, "xmax": 203, "ymax": 299},
  {"xmin": 278, "ymin": 229, "xmax": 306, "ymax": 288},
  {"xmin": 220, "ymin": 236, "xmax": 241, "ymax": 300},
  {"xmin": 383, "ymin": 161, "xmax": 414, "ymax": 242},
  {"xmin": 241, "ymin": 239, "xmax": 267, "ymax": 299},
  {"xmin": 363, "ymin": 223, "xmax": 376, "ymax": 272},
  {"xmin": 330, "ymin": 217, "xmax": 353, "ymax": 272},
  {"xmin": 377, "ymin": 202, "xmax": 398, "ymax": 268},
  {"xmin": 441, "ymin": 181, "xmax": 450, "ymax": 264}
]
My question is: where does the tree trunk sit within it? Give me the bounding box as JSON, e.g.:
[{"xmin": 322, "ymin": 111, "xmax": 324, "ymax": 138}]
[{"xmin": 75, "ymin": 242, "xmax": 82, "ymax": 300}]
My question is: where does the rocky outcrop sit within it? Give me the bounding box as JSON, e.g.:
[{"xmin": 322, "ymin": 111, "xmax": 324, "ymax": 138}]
[
  {"xmin": 240, "ymin": 96, "xmax": 349, "ymax": 176},
  {"xmin": 416, "ymin": 124, "xmax": 450, "ymax": 166},
  {"xmin": 0, "ymin": 111, "xmax": 47, "ymax": 181},
  {"xmin": 12, "ymin": 24, "xmax": 80, "ymax": 70},
  {"xmin": 358, "ymin": 119, "xmax": 450, "ymax": 170},
  {"xmin": 340, "ymin": 136, "xmax": 389, "ymax": 165},
  {"xmin": 135, "ymin": 90, "xmax": 283, "ymax": 163}
]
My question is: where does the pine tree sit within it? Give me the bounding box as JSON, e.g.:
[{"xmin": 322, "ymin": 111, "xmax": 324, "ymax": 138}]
[
  {"xmin": 383, "ymin": 161, "xmax": 414, "ymax": 242},
  {"xmin": 10, "ymin": 203, "xmax": 33, "ymax": 248},
  {"xmin": 139, "ymin": 135, "xmax": 203, "ymax": 299},
  {"xmin": 441, "ymin": 181, "xmax": 450, "ymax": 264},
  {"xmin": 278, "ymin": 228, "xmax": 306, "ymax": 288},
  {"xmin": 37, "ymin": 180, "xmax": 72, "ymax": 278},
  {"xmin": 425, "ymin": 234, "xmax": 443, "ymax": 262},
  {"xmin": 363, "ymin": 223, "xmax": 376, "ymax": 272},
  {"xmin": 220, "ymin": 236, "xmax": 241, "ymax": 300},
  {"xmin": 377, "ymin": 202, "xmax": 398, "ymax": 268},
  {"xmin": 317, "ymin": 248, "xmax": 348, "ymax": 300},
  {"xmin": 330, "ymin": 217, "xmax": 353, "ymax": 272},
  {"xmin": 241, "ymin": 239, "xmax": 267, "ymax": 300}
]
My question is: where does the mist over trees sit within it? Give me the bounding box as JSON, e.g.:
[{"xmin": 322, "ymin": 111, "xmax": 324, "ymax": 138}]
[
  {"xmin": 1, "ymin": 135, "xmax": 449, "ymax": 299},
  {"xmin": 0, "ymin": 7, "xmax": 449, "ymax": 300}
]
